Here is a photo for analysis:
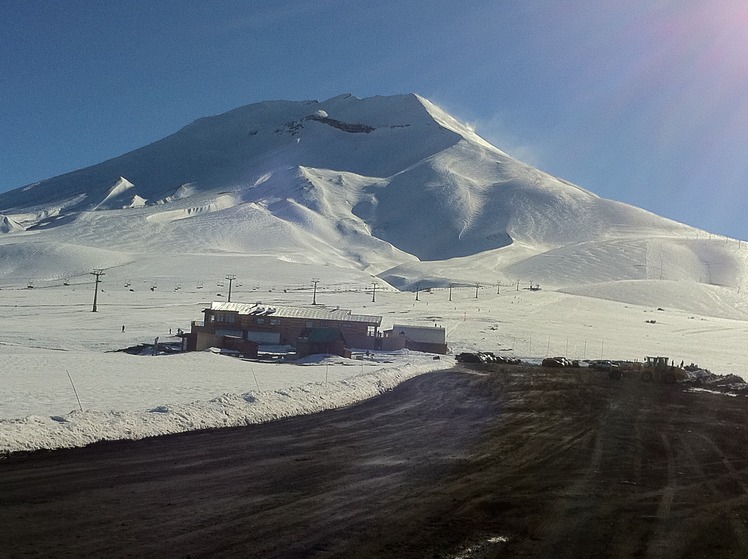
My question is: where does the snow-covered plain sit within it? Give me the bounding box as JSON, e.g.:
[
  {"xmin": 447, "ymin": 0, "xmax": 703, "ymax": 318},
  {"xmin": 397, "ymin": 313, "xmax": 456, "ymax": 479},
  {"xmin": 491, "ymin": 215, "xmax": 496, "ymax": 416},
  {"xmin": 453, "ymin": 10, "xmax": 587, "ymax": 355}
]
[{"xmin": 2, "ymin": 93, "xmax": 748, "ymax": 454}]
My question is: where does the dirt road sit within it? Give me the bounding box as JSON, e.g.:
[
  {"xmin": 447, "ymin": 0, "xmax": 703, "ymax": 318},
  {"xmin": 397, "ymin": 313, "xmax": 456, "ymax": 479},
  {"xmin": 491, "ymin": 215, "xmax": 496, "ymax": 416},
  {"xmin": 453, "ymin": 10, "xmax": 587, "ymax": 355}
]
[{"xmin": 2, "ymin": 365, "xmax": 748, "ymax": 558}]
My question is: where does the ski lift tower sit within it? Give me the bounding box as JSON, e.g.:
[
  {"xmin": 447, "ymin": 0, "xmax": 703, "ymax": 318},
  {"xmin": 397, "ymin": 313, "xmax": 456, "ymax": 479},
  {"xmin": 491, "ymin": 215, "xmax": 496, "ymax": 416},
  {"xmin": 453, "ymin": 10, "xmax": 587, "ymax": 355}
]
[
  {"xmin": 91, "ymin": 269, "xmax": 105, "ymax": 312},
  {"xmin": 225, "ymin": 275, "xmax": 236, "ymax": 303}
]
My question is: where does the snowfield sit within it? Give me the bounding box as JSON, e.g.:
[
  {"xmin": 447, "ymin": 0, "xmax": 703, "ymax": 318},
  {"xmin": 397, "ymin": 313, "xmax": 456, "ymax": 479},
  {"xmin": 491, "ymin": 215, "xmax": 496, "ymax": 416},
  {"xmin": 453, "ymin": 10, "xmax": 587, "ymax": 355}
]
[
  {"xmin": 2, "ymin": 274, "xmax": 747, "ymax": 455},
  {"xmin": 1, "ymin": 93, "xmax": 747, "ymax": 455}
]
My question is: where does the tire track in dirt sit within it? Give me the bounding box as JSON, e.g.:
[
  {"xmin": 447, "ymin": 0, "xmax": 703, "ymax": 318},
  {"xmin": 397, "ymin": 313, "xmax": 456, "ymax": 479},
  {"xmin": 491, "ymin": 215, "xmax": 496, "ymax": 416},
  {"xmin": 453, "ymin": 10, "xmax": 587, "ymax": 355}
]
[
  {"xmin": 693, "ymin": 433, "xmax": 748, "ymax": 553},
  {"xmin": 535, "ymin": 426, "xmax": 604, "ymax": 548},
  {"xmin": 626, "ymin": 392, "xmax": 748, "ymax": 559},
  {"xmin": 645, "ymin": 432, "xmax": 679, "ymax": 557}
]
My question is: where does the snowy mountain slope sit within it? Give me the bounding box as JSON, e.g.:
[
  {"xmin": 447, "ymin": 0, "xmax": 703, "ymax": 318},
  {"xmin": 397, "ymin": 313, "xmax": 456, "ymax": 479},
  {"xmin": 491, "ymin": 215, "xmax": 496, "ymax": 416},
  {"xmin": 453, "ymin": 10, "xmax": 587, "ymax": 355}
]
[
  {"xmin": 0, "ymin": 93, "xmax": 746, "ymax": 321},
  {"xmin": 0, "ymin": 241, "xmax": 133, "ymax": 282},
  {"xmin": 0, "ymin": 94, "xmax": 460, "ymax": 217},
  {"xmin": 0, "ymin": 93, "xmax": 692, "ymax": 250}
]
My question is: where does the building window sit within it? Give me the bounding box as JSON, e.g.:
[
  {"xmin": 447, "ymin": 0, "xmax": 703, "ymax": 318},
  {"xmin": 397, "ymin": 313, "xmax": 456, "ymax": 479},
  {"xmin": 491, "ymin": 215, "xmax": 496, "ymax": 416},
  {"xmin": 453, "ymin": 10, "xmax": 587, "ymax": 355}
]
[
  {"xmin": 270, "ymin": 318, "xmax": 280, "ymax": 325},
  {"xmin": 256, "ymin": 318, "xmax": 265, "ymax": 324}
]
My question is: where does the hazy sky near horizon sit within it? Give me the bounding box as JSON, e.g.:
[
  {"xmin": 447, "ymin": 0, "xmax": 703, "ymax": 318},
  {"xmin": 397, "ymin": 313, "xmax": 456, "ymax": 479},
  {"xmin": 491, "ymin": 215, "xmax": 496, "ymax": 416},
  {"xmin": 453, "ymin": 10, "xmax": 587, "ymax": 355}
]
[{"xmin": 3, "ymin": 0, "xmax": 747, "ymax": 239}]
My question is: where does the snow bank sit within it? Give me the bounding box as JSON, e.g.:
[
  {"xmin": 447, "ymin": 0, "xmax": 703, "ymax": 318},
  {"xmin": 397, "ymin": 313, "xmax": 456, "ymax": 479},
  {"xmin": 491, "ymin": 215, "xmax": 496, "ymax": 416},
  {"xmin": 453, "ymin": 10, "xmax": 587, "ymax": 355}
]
[{"xmin": 0, "ymin": 352, "xmax": 453, "ymax": 455}]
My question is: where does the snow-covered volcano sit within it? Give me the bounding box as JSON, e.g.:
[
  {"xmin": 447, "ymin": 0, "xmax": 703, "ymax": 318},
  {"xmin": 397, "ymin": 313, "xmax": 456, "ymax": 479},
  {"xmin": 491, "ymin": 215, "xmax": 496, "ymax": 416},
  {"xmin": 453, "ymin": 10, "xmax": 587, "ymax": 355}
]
[{"xmin": 1, "ymin": 93, "xmax": 746, "ymax": 319}]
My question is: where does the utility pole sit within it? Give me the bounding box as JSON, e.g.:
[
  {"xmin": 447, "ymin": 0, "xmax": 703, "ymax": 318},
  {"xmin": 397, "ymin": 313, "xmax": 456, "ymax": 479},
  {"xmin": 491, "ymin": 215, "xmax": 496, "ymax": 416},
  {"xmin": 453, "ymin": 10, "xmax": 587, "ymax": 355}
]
[
  {"xmin": 497, "ymin": 281, "xmax": 500, "ymax": 295},
  {"xmin": 449, "ymin": 283, "xmax": 453, "ymax": 302},
  {"xmin": 225, "ymin": 275, "xmax": 236, "ymax": 302},
  {"xmin": 475, "ymin": 282, "xmax": 480, "ymax": 298},
  {"xmin": 91, "ymin": 269, "xmax": 104, "ymax": 312},
  {"xmin": 371, "ymin": 282, "xmax": 377, "ymax": 303},
  {"xmin": 415, "ymin": 283, "xmax": 420, "ymax": 301},
  {"xmin": 312, "ymin": 278, "xmax": 319, "ymax": 305}
]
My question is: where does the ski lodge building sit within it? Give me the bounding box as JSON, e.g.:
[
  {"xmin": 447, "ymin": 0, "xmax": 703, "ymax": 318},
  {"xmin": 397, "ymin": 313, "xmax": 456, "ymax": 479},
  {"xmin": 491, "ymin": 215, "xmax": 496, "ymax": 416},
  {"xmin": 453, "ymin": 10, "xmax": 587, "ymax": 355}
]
[
  {"xmin": 185, "ymin": 302, "xmax": 383, "ymax": 357},
  {"xmin": 380, "ymin": 324, "xmax": 448, "ymax": 355}
]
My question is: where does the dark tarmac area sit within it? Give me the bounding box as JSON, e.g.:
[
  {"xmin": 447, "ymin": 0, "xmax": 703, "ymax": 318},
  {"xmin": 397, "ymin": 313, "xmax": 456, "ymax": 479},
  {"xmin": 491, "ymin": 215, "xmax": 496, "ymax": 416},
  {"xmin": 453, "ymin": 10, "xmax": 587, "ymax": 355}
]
[{"xmin": 2, "ymin": 364, "xmax": 748, "ymax": 558}]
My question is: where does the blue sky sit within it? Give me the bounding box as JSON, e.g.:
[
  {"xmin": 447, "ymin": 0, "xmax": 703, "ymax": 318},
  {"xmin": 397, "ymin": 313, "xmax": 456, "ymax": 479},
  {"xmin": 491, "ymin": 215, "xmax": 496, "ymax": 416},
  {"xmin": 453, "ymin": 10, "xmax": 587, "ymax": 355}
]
[{"xmin": 3, "ymin": 0, "xmax": 747, "ymax": 239}]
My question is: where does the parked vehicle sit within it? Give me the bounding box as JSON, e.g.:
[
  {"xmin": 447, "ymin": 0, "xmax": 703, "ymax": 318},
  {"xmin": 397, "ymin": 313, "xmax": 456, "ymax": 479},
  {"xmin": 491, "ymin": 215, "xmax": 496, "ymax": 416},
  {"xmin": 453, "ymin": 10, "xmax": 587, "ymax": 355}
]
[
  {"xmin": 542, "ymin": 356, "xmax": 579, "ymax": 368},
  {"xmin": 639, "ymin": 356, "xmax": 687, "ymax": 383}
]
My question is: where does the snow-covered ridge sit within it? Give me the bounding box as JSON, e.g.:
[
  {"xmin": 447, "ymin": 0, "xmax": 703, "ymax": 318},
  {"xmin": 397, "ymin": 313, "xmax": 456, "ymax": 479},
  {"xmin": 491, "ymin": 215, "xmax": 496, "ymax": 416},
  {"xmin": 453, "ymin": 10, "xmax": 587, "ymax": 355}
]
[
  {"xmin": 0, "ymin": 215, "xmax": 23, "ymax": 233},
  {"xmin": 0, "ymin": 94, "xmax": 463, "ymax": 219},
  {"xmin": 414, "ymin": 94, "xmax": 506, "ymax": 154}
]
